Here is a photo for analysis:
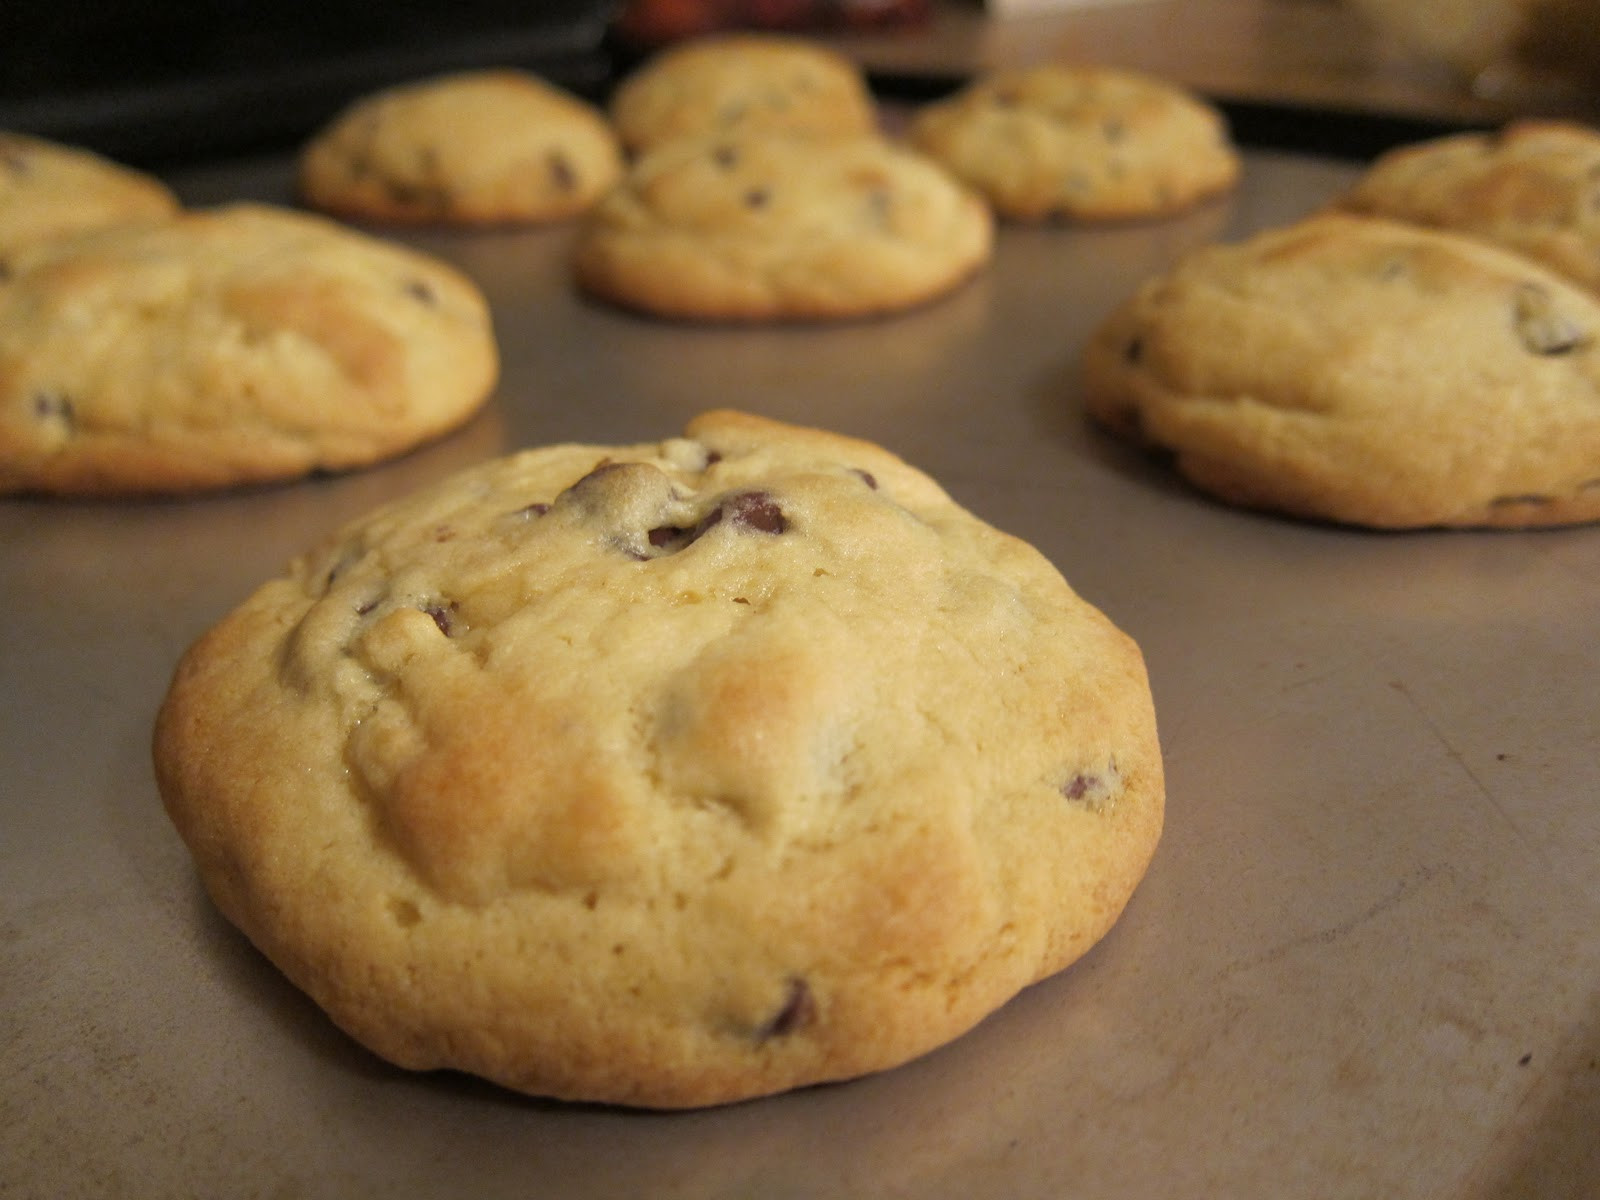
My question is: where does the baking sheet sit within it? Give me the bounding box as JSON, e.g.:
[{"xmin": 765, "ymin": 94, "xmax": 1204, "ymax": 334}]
[{"xmin": 5, "ymin": 145, "xmax": 1599, "ymax": 1199}]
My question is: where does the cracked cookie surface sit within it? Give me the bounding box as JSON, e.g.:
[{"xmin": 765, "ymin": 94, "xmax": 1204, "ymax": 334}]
[
  {"xmin": 154, "ymin": 409, "xmax": 1164, "ymax": 1108},
  {"xmin": 573, "ymin": 133, "xmax": 992, "ymax": 321},
  {"xmin": 298, "ymin": 69, "xmax": 624, "ymax": 226},
  {"xmin": 0, "ymin": 203, "xmax": 498, "ymax": 495},
  {"xmin": 1082, "ymin": 213, "xmax": 1600, "ymax": 528},
  {"xmin": 906, "ymin": 65, "xmax": 1240, "ymax": 223}
]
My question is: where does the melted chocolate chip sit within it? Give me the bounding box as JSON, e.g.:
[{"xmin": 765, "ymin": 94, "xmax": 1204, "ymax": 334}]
[
  {"xmin": 758, "ymin": 978, "xmax": 815, "ymax": 1040},
  {"xmin": 422, "ymin": 602, "xmax": 458, "ymax": 636},
  {"xmin": 724, "ymin": 491, "xmax": 787, "ymax": 533}
]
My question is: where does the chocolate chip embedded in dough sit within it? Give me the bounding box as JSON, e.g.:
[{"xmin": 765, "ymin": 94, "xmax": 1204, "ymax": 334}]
[
  {"xmin": 723, "ymin": 490, "xmax": 787, "ymax": 533},
  {"xmin": 421, "ymin": 601, "xmax": 458, "ymax": 636},
  {"xmin": 548, "ymin": 150, "xmax": 577, "ymax": 193},
  {"xmin": 757, "ymin": 978, "xmax": 815, "ymax": 1041},
  {"xmin": 1513, "ymin": 282, "xmax": 1588, "ymax": 355},
  {"xmin": 32, "ymin": 389, "xmax": 75, "ymax": 430}
]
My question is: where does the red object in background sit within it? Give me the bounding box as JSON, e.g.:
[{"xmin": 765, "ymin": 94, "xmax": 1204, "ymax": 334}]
[{"xmin": 613, "ymin": 0, "xmax": 930, "ymax": 45}]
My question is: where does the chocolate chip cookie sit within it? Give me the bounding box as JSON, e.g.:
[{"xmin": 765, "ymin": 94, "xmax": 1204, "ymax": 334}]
[
  {"xmin": 299, "ymin": 69, "xmax": 624, "ymax": 226},
  {"xmin": 608, "ymin": 33, "xmax": 878, "ymax": 155},
  {"xmin": 1334, "ymin": 119, "xmax": 1600, "ymax": 296},
  {"xmin": 573, "ymin": 133, "xmax": 993, "ymax": 321},
  {"xmin": 154, "ymin": 409, "xmax": 1165, "ymax": 1108},
  {"xmin": 1083, "ymin": 213, "xmax": 1600, "ymax": 528},
  {"xmin": 0, "ymin": 131, "xmax": 179, "ymax": 259},
  {"xmin": 0, "ymin": 203, "xmax": 498, "ymax": 496},
  {"xmin": 906, "ymin": 65, "xmax": 1240, "ymax": 223}
]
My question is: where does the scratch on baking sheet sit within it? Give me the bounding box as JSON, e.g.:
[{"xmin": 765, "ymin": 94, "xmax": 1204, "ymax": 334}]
[
  {"xmin": 1216, "ymin": 862, "xmax": 1445, "ymax": 984},
  {"xmin": 1386, "ymin": 679, "xmax": 1546, "ymax": 863}
]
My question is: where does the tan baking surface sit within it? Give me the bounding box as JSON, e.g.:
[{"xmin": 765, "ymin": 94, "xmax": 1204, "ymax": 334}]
[{"xmin": 4, "ymin": 143, "xmax": 1598, "ymax": 1197}]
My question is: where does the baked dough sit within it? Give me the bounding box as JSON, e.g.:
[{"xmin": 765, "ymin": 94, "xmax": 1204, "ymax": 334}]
[{"xmin": 155, "ymin": 410, "xmax": 1165, "ymax": 1108}]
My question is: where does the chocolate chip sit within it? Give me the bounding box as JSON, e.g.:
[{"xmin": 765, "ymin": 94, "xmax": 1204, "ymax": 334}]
[
  {"xmin": 514, "ymin": 501, "xmax": 550, "ymax": 518},
  {"xmin": 1063, "ymin": 773, "xmax": 1098, "ymax": 801},
  {"xmin": 548, "ymin": 150, "xmax": 576, "ymax": 193},
  {"xmin": 1513, "ymin": 282, "xmax": 1588, "ymax": 355},
  {"xmin": 758, "ymin": 978, "xmax": 814, "ymax": 1040},
  {"xmin": 421, "ymin": 602, "xmax": 458, "ymax": 636},
  {"xmin": 1062, "ymin": 761, "xmax": 1120, "ymax": 811},
  {"xmin": 704, "ymin": 450, "xmax": 723, "ymax": 466},
  {"xmin": 32, "ymin": 389, "xmax": 74, "ymax": 428},
  {"xmin": 404, "ymin": 278, "xmax": 437, "ymax": 306},
  {"xmin": 1124, "ymin": 336, "xmax": 1144, "ymax": 365},
  {"xmin": 744, "ymin": 187, "xmax": 771, "ymax": 210},
  {"xmin": 712, "ymin": 144, "xmax": 739, "ymax": 169},
  {"xmin": 724, "ymin": 491, "xmax": 787, "ymax": 533},
  {"xmin": 851, "ymin": 468, "xmax": 878, "ymax": 490}
]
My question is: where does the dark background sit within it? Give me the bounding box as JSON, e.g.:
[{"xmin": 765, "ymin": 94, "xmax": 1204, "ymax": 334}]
[{"xmin": 0, "ymin": 0, "xmax": 621, "ymax": 165}]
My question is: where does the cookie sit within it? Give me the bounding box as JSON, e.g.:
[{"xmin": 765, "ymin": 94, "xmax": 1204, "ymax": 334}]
[
  {"xmin": 154, "ymin": 409, "xmax": 1165, "ymax": 1109},
  {"xmin": 0, "ymin": 203, "xmax": 498, "ymax": 496},
  {"xmin": 0, "ymin": 131, "xmax": 179, "ymax": 259},
  {"xmin": 906, "ymin": 65, "xmax": 1240, "ymax": 222},
  {"xmin": 608, "ymin": 34, "xmax": 878, "ymax": 155},
  {"xmin": 298, "ymin": 69, "xmax": 625, "ymax": 226},
  {"xmin": 1082, "ymin": 213, "xmax": 1600, "ymax": 528},
  {"xmin": 1334, "ymin": 119, "xmax": 1600, "ymax": 295},
  {"xmin": 573, "ymin": 133, "xmax": 993, "ymax": 322}
]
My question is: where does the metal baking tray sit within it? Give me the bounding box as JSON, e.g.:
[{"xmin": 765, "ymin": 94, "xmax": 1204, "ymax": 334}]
[{"xmin": 5, "ymin": 140, "xmax": 1598, "ymax": 1198}]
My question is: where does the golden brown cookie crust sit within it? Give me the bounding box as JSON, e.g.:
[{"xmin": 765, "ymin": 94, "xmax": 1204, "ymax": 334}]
[
  {"xmin": 0, "ymin": 203, "xmax": 498, "ymax": 496},
  {"xmin": 298, "ymin": 70, "xmax": 624, "ymax": 226},
  {"xmin": 1334, "ymin": 119, "xmax": 1600, "ymax": 296},
  {"xmin": 609, "ymin": 33, "xmax": 878, "ymax": 155},
  {"xmin": 1083, "ymin": 213, "xmax": 1600, "ymax": 528},
  {"xmin": 155, "ymin": 410, "xmax": 1164, "ymax": 1108},
  {"xmin": 907, "ymin": 65, "xmax": 1240, "ymax": 222},
  {"xmin": 573, "ymin": 133, "xmax": 993, "ymax": 322},
  {"xmin": 0, "ymin": 131, "xmax": 179, "ymax": 259}
]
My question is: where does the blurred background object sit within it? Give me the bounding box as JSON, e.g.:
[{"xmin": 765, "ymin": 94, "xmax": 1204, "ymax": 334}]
[
  {"xmin": 0, "ymin": 0, "xmax": 619, "ymax": 165},
  {"xmin": 1342, "ymin": 0, "xmax": 1600, "ymax": 106},
  {"xmin": 612, "ymin": 0, "xmax": 931, "ymax": 46}
]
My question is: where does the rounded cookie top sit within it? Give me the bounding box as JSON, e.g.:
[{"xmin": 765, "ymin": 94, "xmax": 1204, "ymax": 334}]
[
  {"xmin": 608, "ymin": 34, "xmax": 878, "ymax": 155},
  {"xmin": 1334, "ymin": 120, "xmax": 1600, "ymax": 296},
  {"xmin": 154, "ymin": 409, "xmax": 1164, "ymax": 1109},
  {"xmin": 0, "ymin": 131, "xmax": 180, "ymax": 259},
  {"xmin": 906, "ymin": 65, "xmax": 1240, "ymax": 222},
  {"xmin": 1082, "ymin": 213, "xmax": 1600, "ymax": 529},
  {"xmin": 573, "ymin": 133, "xmax": 993, "ymax": 322},
  {"xmin": 0, "ymin": 203, "xmax": 498, "ymax": 496},
  {"xmin": 298, "ymin": 69, "xmax": 625, "ymax": 226}
]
